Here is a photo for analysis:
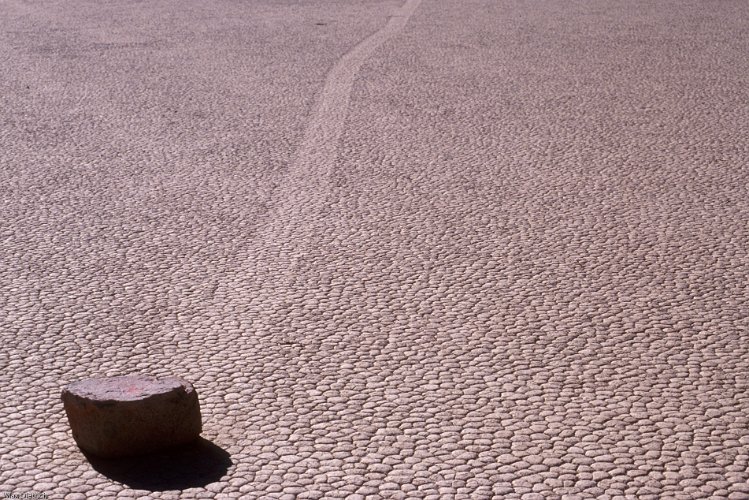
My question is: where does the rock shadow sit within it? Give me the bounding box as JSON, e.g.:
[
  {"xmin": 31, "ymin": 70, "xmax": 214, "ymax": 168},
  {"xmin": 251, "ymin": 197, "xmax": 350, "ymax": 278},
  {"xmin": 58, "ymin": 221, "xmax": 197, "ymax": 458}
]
[{"xmin": 85, "ymin": 438, "xmax": 232, "ymax": 491}]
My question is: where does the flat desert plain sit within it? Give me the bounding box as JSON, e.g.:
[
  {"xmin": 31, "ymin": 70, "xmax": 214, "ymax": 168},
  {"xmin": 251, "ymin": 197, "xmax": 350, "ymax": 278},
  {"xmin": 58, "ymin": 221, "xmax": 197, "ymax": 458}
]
[{"xmin": 1, "ymin": 0, "xmax": 747, "ymax": 498}]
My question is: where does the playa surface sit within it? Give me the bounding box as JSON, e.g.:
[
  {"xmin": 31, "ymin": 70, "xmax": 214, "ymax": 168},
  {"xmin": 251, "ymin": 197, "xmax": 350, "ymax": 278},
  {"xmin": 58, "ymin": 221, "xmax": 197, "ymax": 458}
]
[{"xmin": 1, "ymin": 0, "xmax": 748, "ymax": 498}]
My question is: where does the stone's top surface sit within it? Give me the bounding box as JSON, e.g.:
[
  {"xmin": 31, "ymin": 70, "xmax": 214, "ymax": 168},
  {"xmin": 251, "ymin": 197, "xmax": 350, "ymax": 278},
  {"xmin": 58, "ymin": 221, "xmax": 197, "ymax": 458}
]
[{"xmin": 64, "ymin": 376, "xmax": 194, "ymax": 402}]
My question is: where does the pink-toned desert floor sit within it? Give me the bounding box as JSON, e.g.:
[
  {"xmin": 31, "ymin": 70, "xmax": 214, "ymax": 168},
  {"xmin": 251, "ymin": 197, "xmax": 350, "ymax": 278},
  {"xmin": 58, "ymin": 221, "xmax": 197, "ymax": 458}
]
[{"xmin": 1, "ymin": 0, "xmax": 747, "ymax": 498}]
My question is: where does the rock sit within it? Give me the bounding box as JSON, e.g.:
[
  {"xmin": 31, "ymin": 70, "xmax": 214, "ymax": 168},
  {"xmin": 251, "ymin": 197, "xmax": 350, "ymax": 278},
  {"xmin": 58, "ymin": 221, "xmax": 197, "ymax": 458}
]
[{"xmin": 62, "ymin": 375, "xmax": 202, "ymax": 458}]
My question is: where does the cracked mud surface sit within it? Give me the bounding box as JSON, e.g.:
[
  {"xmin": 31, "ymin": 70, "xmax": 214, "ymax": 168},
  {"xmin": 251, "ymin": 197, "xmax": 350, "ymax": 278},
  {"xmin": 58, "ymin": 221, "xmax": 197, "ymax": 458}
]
[{"xmin": 1, "ymin": 0, "xmax": 748, "ymax": 498}]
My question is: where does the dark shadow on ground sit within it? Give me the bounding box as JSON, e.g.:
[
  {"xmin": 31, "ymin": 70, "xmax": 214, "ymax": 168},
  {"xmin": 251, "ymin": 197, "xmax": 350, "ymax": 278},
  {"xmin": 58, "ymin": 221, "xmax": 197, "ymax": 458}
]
[{"xmin": 85, "ymin": 438, "xmax": 232, "ymax": 491}]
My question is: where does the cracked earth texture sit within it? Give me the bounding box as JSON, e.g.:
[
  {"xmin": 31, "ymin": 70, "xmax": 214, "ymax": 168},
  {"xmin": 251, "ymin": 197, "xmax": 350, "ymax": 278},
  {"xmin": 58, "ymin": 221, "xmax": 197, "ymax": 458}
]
[{"xmin": 1, "ymin": 0, "xmax": 748, "ymax": 498}]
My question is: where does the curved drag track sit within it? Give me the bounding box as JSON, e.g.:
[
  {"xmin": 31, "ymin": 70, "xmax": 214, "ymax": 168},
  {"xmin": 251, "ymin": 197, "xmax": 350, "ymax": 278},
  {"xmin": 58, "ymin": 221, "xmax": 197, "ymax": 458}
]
[{"xmin": 1, "ymin": 0, "xmax": 748, "ymax": 498}]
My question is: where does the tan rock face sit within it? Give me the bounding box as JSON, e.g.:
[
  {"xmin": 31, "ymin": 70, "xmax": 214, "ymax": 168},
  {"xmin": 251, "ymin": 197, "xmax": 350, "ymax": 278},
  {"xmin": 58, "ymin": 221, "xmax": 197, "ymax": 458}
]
[{"xmin": 62, "ymin": 375, "xmax": 202, "ymax": 458}]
